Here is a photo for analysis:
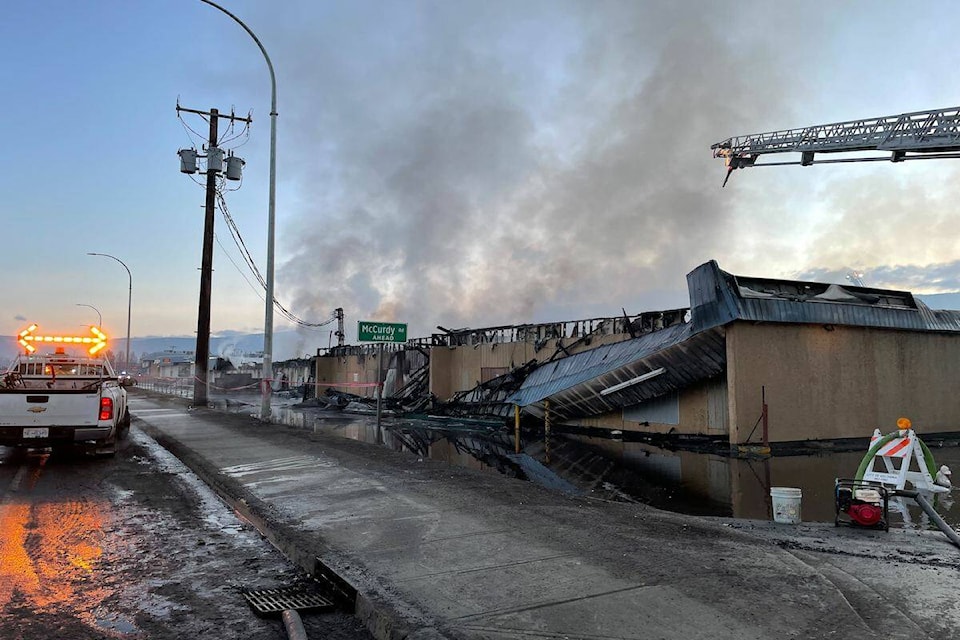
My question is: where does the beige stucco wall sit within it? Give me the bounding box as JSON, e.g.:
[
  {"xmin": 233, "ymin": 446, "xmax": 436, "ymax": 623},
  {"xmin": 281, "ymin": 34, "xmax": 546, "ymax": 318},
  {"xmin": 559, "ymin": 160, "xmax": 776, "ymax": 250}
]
[
  {"xmin": 680, "ymin": 377, "xmax": 729, "ymax": 435},
  {"xmin": 727, "ymin": 322, "xmax": 960, "ymax": 443},
  {"xmin": 563, "ymin": 377, "xmax": 729, "ymax": 436}
]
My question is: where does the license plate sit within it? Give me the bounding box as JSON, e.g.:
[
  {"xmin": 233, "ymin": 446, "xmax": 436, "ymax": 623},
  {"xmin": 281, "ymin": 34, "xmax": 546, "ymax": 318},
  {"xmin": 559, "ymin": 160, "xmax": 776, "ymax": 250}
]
[{"xmin": 23, "ymin": 427, "xmax": 49, "ymax": 438}]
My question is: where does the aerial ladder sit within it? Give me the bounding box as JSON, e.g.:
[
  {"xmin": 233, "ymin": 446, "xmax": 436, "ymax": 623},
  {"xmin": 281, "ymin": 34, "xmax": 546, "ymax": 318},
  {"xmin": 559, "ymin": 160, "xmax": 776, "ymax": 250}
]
[{"xmin": 712, "ymin": 105, "xmax": 960, "ymax": 186}]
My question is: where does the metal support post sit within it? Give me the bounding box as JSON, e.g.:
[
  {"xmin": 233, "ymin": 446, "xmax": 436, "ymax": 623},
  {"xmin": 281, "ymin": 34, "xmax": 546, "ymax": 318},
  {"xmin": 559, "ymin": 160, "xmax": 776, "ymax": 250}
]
[
  {"xmin": 197, "ymin": 0, "xmax": 279, "ymax": 423},
  {"xmin": 376, "ymin": 343, "xmax": 384, "ymax": 430},
  {"xmin": 515, "ymin": 405, "xmax": 521, "ymax": 454},
  {"xmin": 761, "ymin": 386, "xmax": 769, "ymax": 447},
  {"xmin": 544, "ymin": 399, "xmax": 551, "ymax": 464},
  {"xmin": 86, "ymin": 254, "xmax": 131, "ymax": 371}
]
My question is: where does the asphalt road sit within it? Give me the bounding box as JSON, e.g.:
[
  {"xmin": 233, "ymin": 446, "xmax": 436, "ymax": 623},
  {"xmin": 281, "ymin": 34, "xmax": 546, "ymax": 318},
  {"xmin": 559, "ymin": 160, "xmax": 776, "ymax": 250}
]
[{"xmin": 0, "ymin": 427, "xmax": 373, "ymax": 639}]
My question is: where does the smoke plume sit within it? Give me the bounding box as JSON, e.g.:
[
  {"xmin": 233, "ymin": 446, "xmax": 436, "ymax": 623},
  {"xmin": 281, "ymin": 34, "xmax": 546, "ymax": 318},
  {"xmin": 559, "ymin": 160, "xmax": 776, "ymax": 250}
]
[{"xmin": 261, "ymin": 1, "xmax": 920, "ymax": 339}]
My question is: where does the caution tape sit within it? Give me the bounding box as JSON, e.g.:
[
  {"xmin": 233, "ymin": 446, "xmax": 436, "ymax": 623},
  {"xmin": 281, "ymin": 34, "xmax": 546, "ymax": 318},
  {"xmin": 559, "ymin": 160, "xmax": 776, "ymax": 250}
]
[
  {"xmin": 311, "ymin": 381, "xmax": 381, "ymax": 389},
  {"xmin": 141, "ymin": 376, "xmax": 382, "ymax": 392}
]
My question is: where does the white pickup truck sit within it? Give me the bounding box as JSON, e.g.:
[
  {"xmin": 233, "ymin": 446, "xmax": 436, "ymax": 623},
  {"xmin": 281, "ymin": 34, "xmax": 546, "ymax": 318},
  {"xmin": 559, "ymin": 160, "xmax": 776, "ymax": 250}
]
[{"xmin": 0, "ymin": 348, "xmax": 130, "ymax": 455}]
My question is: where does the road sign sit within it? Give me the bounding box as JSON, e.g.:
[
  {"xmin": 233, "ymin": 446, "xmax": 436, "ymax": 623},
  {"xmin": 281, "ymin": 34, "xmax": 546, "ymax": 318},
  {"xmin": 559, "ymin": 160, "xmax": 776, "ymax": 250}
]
[{"xmin": 357, "ymin": 321, "xmax": 407, "ymax": 343}]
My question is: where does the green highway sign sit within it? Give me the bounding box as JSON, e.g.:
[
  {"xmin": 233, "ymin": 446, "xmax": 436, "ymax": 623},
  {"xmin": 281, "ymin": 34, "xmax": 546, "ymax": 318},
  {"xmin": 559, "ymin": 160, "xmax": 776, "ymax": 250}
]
[{"xmin": 358, "ymin": 321, "xmax": 407, "ymax": 343}]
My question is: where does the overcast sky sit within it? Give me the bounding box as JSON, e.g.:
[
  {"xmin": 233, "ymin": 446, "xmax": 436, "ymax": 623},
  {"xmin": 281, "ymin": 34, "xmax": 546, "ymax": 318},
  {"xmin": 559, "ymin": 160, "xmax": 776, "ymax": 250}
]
[{"xmin": 2, "ymin": 0, "xmax": 959, "ymax": 346}]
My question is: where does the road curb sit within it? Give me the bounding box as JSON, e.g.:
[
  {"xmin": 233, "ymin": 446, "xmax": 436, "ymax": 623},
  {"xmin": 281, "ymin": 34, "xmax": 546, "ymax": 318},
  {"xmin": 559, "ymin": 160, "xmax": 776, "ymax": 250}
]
[{"xmin": 134, "ymin": 406, "xmax": 446, "ymax": 640}]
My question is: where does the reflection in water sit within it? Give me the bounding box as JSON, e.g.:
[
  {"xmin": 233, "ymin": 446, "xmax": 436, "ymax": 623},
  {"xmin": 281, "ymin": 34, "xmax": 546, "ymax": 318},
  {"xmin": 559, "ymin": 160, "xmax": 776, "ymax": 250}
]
[
  {"xmin": 0, "ymin": 454, "xmax": 109, "ymax": 625},
  {"xmin": 262, "ymin": 404, "xmax": 960, "ymax": 529},
  {"xmin": 344, "ymin": 419, "xmax": 528, "ymax": 479}
]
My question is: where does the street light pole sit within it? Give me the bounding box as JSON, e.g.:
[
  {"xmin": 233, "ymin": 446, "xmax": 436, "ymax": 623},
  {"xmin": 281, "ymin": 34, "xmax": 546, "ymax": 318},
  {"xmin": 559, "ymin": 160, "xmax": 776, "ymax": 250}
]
[
  {"xmin": 87, "ymin": 253, "xmax": 132, "ymax": 371},
  {"xmin": 199, "ymin": 0, "xmax": 278, "ymax": 422},
  {"xmin": 75, "ymin": 303, "xmax": 103, "ymax": 328}
]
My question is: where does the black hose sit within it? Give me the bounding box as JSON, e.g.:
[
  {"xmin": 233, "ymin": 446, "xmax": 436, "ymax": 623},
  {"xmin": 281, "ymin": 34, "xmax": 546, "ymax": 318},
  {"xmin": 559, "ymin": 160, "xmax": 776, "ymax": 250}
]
[{"xmin": 894, "ymin": 489, "xmax": 960, "ymax": 549}]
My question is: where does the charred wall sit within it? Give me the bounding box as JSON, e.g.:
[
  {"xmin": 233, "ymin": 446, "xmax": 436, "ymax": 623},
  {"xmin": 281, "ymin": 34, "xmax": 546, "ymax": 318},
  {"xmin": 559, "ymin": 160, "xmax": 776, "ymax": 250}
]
[
  {"xmin": 428, "ymin": 333, "xmax": 634, "ymax": 402},
  {"xmin": 314, "ymin": 350, "xmax": 384, "ymax": 399}
]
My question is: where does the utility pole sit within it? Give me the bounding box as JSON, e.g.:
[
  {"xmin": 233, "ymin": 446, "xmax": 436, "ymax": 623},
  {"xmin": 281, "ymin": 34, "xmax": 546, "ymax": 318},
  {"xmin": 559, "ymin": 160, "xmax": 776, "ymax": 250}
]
[
  {"xmin": 335, "ymin": 307, "xmax": 345, "ymax": 347},
  {"xmin": 177, "ymin": 104, "xmax": 251, "ymax": 407}
]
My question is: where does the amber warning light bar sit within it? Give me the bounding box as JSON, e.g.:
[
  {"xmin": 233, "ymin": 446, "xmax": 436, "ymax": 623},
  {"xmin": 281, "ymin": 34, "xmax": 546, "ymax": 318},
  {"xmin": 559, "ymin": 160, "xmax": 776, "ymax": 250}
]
[{"xmin": 18, "ymin": 324, "xmax": 108, "ymax": 355}]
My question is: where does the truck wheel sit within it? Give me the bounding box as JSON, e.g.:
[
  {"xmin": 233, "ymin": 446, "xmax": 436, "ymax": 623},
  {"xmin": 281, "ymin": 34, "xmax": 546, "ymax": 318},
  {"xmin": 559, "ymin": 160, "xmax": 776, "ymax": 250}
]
[{"xmin": 118, "ymin": 409, "xmax": 131, "ymax": 439}]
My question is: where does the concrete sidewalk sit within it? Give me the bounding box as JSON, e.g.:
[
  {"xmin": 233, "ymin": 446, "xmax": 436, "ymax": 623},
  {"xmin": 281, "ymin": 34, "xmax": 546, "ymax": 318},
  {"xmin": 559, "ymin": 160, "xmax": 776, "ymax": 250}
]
[{"xmin": 129, "ymin": 392, "xmax": 960, "ymax": 640}]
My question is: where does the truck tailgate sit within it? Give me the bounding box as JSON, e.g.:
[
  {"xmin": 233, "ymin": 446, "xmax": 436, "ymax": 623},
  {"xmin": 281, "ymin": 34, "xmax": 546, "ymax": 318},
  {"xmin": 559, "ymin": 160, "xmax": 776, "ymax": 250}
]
[{"xmin": 0, "ymin": 390, "xmax": 100, "ymax": 427}]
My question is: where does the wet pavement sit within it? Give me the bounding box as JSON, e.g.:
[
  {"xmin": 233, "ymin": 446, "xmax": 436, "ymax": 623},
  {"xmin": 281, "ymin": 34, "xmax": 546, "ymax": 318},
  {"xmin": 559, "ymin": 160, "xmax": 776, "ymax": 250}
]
[
  {"xmin": 0, "ymin": 427, "xmax": 372, "ymax": 639},
  {"xmin": 130, "ymin": 388, "xmax": 960, "ymax": 640}
]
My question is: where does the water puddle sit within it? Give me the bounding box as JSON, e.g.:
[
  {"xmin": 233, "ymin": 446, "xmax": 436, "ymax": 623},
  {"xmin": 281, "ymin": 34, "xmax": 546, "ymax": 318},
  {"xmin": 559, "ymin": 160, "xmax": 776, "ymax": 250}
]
[{"xmin": 95, "ymin": 616, "xmax": 138, "ymax": 635}]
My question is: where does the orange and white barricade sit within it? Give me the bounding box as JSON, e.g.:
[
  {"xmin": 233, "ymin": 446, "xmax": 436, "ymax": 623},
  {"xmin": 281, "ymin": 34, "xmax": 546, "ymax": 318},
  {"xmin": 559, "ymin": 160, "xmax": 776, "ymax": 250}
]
[{"xmin": 862, "ymin": 427, "xmax": 947, "ymax": 493}]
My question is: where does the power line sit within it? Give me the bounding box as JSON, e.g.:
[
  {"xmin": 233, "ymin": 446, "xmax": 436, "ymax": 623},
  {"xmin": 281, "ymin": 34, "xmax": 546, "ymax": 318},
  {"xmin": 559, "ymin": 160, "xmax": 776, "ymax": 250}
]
[
  {"xmin": 179, "ymin": 99, "xmax": 335, "ymax": 333},
  {"xmin": 215, "ymin": 190, "xmax": 336, "ymax": 329},
  {"xmin": 218, "ymin": 118, "xmax": 252, "ymax": 147},
  {"xmin": 215, "ymin": 232, "xmax": 266, "ymax": 301},
  {"xmin": 177, "ymin": 110, "xmax": 208, "ymax": 147}
]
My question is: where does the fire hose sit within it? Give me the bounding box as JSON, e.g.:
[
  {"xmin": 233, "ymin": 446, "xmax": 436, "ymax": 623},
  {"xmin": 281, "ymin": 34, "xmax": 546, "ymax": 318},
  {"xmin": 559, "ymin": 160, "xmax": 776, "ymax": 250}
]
[
  {"xmin": 281, "ymin": 609, "xmax": 307, "ymax": 640},
  {"xmin": 892, "ymin": 489, "xmax": 960, "ymax": 549}
]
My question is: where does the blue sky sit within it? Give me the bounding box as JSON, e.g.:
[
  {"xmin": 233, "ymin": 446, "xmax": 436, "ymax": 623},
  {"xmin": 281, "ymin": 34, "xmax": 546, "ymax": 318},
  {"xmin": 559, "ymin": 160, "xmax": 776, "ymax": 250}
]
[{"xmin": 2, "ymin": 1, "xmax": 960, "ymax": 348}]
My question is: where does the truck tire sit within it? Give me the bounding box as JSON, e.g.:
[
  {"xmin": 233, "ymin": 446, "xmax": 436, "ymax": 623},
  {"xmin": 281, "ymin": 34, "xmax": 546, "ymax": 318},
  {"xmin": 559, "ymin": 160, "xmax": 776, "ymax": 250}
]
[{"xmin": 118, "ymin": 408, "xmax": 131, "ymax": 439}]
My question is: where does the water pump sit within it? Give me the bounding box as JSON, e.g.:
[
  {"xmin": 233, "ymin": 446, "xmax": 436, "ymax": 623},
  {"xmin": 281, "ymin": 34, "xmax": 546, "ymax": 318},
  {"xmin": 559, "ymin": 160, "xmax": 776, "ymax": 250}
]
[{"xmin": 835, "ymin": 479, "xmax": 889, "ymax": 531}]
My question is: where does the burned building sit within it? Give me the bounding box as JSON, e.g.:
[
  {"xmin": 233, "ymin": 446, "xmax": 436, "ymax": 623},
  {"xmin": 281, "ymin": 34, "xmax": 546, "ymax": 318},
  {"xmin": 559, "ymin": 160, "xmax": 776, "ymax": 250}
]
[{"xmin": 313, "ymin": 260, "xmax": 960, "ymax": 446}]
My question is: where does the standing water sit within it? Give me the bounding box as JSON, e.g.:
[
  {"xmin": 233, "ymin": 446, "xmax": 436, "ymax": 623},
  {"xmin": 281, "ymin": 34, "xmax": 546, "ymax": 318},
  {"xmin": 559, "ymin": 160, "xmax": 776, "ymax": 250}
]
[{"xmin": 160, "ymin": 387, "xmax": 960, "ymax": 531}]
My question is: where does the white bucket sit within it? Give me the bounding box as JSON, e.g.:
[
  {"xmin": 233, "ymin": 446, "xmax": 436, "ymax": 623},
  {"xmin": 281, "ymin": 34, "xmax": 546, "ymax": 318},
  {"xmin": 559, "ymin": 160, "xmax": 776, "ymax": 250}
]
[{"xmin": 770, "ymin": 487, "xmax": 802, "ymax": 524}]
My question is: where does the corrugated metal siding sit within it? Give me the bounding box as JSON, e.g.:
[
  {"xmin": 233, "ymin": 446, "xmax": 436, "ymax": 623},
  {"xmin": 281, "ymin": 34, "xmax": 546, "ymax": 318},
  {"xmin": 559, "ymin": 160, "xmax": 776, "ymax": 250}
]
[
  {"xmin": 687, "ymin": 261, "xmax": 739, "ymax": 333},
  {"xmin": 688, "ymin": 260, "xmax": 960, "ymax": 333},
  {"xmin": 544, "ymin": 329, "xmax": 726, "ymax": 420},
  {"xmin": 509, "ymin": 327, "xmax": 726, "ymax": 421},
  {"xmin": 916, "ymin": 300, "xmax": 960, "ymax": 332},
  {"xmin": 737, "ymin": 297, "xmax": 927, "ymax": 329},
  {"xmin": 508, "ymin": 322, "xmax": 693, "ymax": 407}
]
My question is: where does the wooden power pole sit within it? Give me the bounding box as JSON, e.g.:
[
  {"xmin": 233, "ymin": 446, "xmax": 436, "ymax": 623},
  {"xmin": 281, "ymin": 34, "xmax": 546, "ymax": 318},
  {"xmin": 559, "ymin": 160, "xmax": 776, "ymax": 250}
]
[{"xmin": 176, "ymin": 104, "xmax": 252, "ymax": 407}]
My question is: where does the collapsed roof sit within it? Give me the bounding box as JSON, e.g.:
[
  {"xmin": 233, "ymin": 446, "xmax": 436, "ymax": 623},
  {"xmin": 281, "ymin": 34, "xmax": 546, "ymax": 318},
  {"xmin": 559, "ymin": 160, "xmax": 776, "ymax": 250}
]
[{"xmin": 507, "ymin": 260, "xmax": 960, "ymax": 422}]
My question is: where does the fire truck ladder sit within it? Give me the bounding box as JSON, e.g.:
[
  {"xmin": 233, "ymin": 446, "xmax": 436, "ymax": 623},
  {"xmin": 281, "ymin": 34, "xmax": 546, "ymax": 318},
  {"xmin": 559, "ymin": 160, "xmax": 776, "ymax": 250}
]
[{"xmin": 712, "ymin": 105, "xmax": 960, "ymax": 186}]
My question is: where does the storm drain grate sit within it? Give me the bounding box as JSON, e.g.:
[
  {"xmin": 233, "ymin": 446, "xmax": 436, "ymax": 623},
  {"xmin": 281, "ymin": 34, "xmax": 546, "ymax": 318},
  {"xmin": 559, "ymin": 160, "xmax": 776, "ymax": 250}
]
[{"xmin": 242, "ymin": 586, "xmax": 336, "ymax": 616}]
